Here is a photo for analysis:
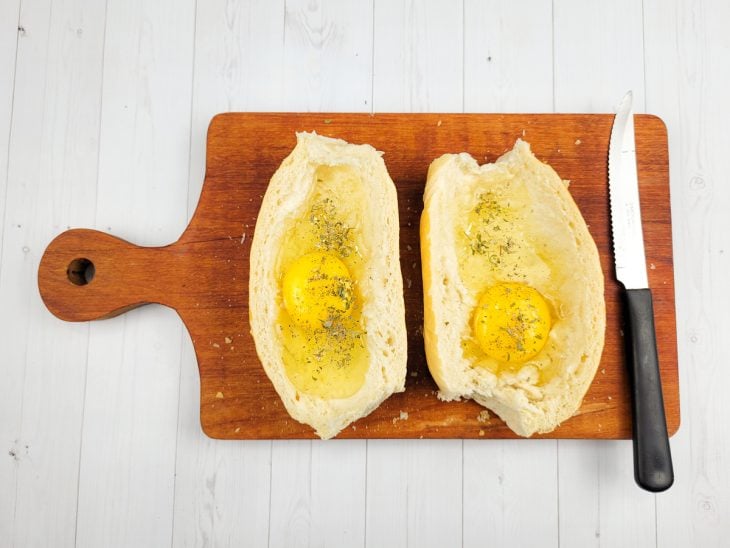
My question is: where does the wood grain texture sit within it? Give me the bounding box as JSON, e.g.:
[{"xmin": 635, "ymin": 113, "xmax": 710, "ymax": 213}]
[
  {"xmin": 373, "ymin": 0, "xmax": 463, "ymax": 113},
  {"xmin": 283, "ymin": 0, "xmax": 373, "ymax": 113},
  {"xmin": 645, "ymin": 0, "xmax": 730, "ymax": 546},
  {"xmin": 0, "ymin": 0, "xmax": 22, "ymax": 539},
  {"xmin": 71, "ymin": 0, "xmax": 196, "ymax": 546},
  {"xmin": 463, "ymin": 439, "xmax": 559, "ymax": 547},
  {"xmin": 0, "ymin": 0, "xmax": 104, "ymax": 545},
  {"xmin": 554, "ymin": 0, "xmax": 646, "ymax": 113},
  {"xmin": 269, "ymin": 439, "xmax": 368, "ymax": 547},
  {"xmin": 365, "ymin": 439, "xmax": 463, "ymax": 548},
  {"xmin": 463, "ymin": 0, "xmax": 553, "ymax": 113},
  {"xmin": 0, "ymin": 0, "xmax": 19, "ymax": 254},
  {"xmin": 38, "ymin": 112, "xmax": 678, "ymax": 441}
]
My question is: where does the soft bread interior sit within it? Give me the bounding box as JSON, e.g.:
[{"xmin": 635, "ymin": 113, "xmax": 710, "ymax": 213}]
[
  {"xmin": 421, "ymin": 139, "xmax": 605, "ymax": 436},
  {"xmin": 249, "ymin": 132, "xmax": 407, "ymax": 439}
]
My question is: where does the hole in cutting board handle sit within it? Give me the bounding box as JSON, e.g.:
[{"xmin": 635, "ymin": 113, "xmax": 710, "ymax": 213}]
[
  {"xmin": 67, "ymin": 258, "xmax": 95, "ymax": 286},
  {"xmin": 40, "ymin": 228, "xmax": 183, "ymax": 322}
]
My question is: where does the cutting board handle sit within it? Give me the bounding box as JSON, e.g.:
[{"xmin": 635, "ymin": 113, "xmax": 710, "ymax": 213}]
[{"xmin": 38, "ymin": 228, "xmax": 181, "ymax": 321}]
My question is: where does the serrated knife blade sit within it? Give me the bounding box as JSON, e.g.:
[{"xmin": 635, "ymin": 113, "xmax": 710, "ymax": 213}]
[
  {"xmin": 609, "ymin": 91, "xmax": 674, "ymax": 492},
  {"xmin": 609, "ymin": 91, "xmax": 649, "ymax": 289}
]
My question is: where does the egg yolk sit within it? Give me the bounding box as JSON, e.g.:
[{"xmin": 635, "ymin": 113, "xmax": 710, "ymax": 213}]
[
  {"xmin": 473, "ymin": 282, "xmax": 551, "ymax": 363},
  {"xmin": 282, "ymin": 251, "xmax": 355, "ymax": 330}
]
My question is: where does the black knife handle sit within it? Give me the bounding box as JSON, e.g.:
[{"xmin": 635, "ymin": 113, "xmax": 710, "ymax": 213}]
[{"xmin": 625, "ymin": 288, "xmax": 674, "ymax": 492}]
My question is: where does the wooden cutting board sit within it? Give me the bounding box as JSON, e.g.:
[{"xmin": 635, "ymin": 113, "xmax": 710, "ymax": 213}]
[{"xmin": 38, "ymin": 113, "xmax": 679, "ymax": 439}]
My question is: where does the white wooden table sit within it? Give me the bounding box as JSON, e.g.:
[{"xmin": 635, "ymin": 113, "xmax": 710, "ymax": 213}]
[{"xmin": 1, "ymin": 1, "xmax": 728, "ymax": 546}]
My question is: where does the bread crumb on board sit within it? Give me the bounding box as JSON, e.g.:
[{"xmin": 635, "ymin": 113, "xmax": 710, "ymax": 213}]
[
  {"xmin": 225, "ymin": 337, "xmax": 232, "ymax": 344},
  {"xmin": 215, "ymin": 391, "xmax": 224, "ymax": 399},
  {"xmin": 477, "ymin": 410, "xmax": 491, "ymax": 423},
  {"xmin": 392, "ymin": 411, "xmax": 409, "ymax": 425},
  {"xmin": 479, "ymin": 430, "xmax": 485, "ymax": 437}
]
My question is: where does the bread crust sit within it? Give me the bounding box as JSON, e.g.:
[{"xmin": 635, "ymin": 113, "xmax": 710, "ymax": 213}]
[
  {"xmin": 249, "ymin": 132, "xmax": 407, "ymax": 439},
  {"xmin": 420, "ymin": 140, "xmax": 606, "ymax": 436}
]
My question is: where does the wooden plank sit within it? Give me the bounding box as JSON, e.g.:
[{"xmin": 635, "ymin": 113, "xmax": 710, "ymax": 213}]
[
  {"xmin": 173, "ymin": 344, "xmax": 273, "ymax": 548},
  {"xmin": 373, "ymin": 0, "xmax": 464, "ymax": 112},
  {"xmin": 268, "ymin": 440, "xmax": 312, "ymax": 548},
  {"xmin": 0, "ymin": 0, "xmax": 22, "ymax": 538},
  {"xmin": 171, "ymin": 1, "xmax": 282, "ymax": 546},
  {"xmin": 282, "ymin": 0, "xmax": 373, "ymax": 113},
  {"xmin": 269, "ymin": 440, "xmax": 368, "ymax": 548},
  {"xmin": 554, "ymin": 0, "xmax": 646, "ymax": 113},
  {"xmin": 364, "ymin": 442, "xmax": 408, "ymax": 548},
  {"xmin": 599, "ymin": 442, "xmax": 658, "ymax": 546},
  {"xmin": 365, "ymin": 440, "xmax": 463, "ymax": 548},
  {"xmin": 73, "ymin": 0, "xmax": 195, "ymax": 546},
  {"xmin": 553, "ymin": 2, "xmax": 658, "ymax": 546},
  {"xmin": 645, "ymin": 0, "xmax": 730, "ymax": 546},
  {"xmin": 0, "ymin": 0, "xmax": 104, "ymax": 545},
  {"xmin": 463, "ymin": 0, "xmax": 553, "ymax": 113},
  {"xmin": 309, "ymin": 440, "xmax": 367, "ymax": 546},
  {"xmin": 462, "ymin": 4, "xmax": 558, "ymax": 547},
  {"xmin": 463, "ymin": 440, "xmax": 558, "ymax": 547},
  {"xmin": 173, "ymin": 343, "xmax": 273, "ymax": 546},
  {"xmin": 556, "ymin": 441, "xmax": 602, "ymax": 542},
  {"xmin": 0, "ymin": 0, "xmax": 20, "ymax": 244},
  {"xmin": 559, "ymin": 442, "xmax": 659, "ymax": 546}
]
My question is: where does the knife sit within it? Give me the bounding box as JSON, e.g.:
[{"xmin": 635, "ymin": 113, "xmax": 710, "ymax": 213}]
[{"xmin": 609, "ymin": 91, "xmax": 674, "ymax": 492}]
